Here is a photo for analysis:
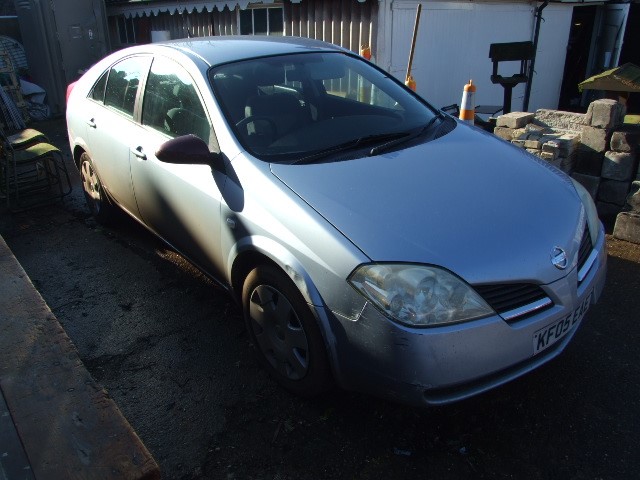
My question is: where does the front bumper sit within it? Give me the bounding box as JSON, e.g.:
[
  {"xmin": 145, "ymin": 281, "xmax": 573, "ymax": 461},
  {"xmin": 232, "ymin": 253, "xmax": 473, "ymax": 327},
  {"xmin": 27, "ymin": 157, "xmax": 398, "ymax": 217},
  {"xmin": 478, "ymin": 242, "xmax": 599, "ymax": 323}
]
[{"xmin": 327, "ymin": 224, "xmax": 607, "ymax": 407}]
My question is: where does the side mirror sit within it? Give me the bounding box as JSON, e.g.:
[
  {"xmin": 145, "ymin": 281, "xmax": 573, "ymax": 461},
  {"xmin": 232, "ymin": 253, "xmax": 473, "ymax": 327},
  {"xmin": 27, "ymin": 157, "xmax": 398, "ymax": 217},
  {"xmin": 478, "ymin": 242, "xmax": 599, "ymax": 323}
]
[{"xmin": 155, "ymin": 134, "xmax": 224, "ymax": 171}]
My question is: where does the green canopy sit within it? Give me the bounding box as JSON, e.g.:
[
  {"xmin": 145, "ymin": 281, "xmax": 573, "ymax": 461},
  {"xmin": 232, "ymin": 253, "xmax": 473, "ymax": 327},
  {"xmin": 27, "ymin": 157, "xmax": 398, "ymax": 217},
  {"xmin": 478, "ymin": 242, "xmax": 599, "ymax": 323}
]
[{"xmin": 578, "ymin": 63, "xmax": 640, "ymax": 93}]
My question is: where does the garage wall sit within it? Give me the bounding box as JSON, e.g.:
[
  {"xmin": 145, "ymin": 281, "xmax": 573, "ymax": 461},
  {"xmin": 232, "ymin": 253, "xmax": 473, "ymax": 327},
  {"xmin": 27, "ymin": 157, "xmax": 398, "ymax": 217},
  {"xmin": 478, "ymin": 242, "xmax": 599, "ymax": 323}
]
[{"xmin": 380, "ymin": 1, "xmax": 573, "ymax": 112}]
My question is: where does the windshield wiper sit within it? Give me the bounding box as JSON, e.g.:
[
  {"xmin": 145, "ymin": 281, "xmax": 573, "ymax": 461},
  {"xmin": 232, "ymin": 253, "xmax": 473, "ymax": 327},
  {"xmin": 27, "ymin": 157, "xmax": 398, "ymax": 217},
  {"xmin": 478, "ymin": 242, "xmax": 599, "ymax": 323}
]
[
  {"xmin": 368, "ymin": 112, "xmax": 443, "ymax": 157},
  {"xmin": 292, "ymin": 131, "xmax": 412, "ymax": 165}
]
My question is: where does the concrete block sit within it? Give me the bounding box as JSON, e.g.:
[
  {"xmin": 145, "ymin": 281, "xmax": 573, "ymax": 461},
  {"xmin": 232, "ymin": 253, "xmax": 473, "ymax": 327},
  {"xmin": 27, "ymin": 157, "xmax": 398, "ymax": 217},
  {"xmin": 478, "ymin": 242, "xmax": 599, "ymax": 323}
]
[
  {"xmin": 613, "ymin": 211, "xmax": 640, "ymax": 244},
  {"xmin": 524, "ymin": 139, "xmax": 542, "ymax": 149},
  {"xmin": 525, "ymin": 123, "xmax": 548, "ymax": 134},
  {"xmin": 581, "ymin": 126, "xmax": 610, "ymax": 153},
  {"xmin": 542, "ymin": 142, "xmax": 560, "ymax": 159},
  {"xmin": 610, "ymin": 130, "xmax": 639, "ymax": 153},
  {"xmin": 601, "ymin": 151, "xmax": 637, "ymax": 181},
  {"xmin": 596, "ymin": 201, "xmax": 623, "ymax": 223},
  {"xmin": 571, "ymin": 172, "xmax": 600, "ymax": 200},
  {"xmin": 560, "ymin": 154, "xmax": 576, "ymax": 174},
  {"xmin": 540, "ymin": 133, "xmax": 579, "ymax": 156},
  {"xmin": 597, "ymin": 179, "xmax": 630, "ymax": 206},
  {"xmin": 586, "ymin": 99, "xmax": 626, "ymax": 130},
  {"xmin": 574, "ymin": 150, "xmax": 604, "ymax": 176},
  {"xmin": 626, "ymin": 181, "xmax": 640, "ymax": 212},
  {"xmin": 534, "ymin": 109, "xmax": 586, "ymax": 131},
  {"xmin": 493, "ymin": 126, "xmax": 515, "ymax": 141},
  {"xmin": 496, "ymin": 112, "xmax": 535, "ymax": 129},
  {"xmin": 513, "ymin": 128, "xmax": 527, "ymax": 139}
]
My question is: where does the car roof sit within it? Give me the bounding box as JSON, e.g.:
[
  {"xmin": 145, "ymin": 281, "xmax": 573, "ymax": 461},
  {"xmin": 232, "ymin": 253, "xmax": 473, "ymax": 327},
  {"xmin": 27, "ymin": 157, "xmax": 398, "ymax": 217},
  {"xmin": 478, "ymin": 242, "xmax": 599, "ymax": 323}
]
[{"xmin": 148, "ymin": 35, "xmax": 347, "ymax": 68}]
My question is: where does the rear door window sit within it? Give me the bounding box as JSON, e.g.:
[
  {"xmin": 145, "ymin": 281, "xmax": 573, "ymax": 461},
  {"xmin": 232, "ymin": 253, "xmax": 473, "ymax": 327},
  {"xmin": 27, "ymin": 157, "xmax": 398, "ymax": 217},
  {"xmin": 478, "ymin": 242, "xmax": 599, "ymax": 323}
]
[{"xmin": 104, "ymin": 56, "xmax": 150, "ymax": 117}]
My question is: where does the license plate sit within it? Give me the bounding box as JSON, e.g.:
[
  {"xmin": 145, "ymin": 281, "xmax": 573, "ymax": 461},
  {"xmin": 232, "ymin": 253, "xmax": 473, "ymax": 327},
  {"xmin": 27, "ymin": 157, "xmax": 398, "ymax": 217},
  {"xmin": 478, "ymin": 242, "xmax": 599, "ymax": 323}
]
[{"xmin": 533, "ymin": 290, "xmax": 592, "ymax": 355}]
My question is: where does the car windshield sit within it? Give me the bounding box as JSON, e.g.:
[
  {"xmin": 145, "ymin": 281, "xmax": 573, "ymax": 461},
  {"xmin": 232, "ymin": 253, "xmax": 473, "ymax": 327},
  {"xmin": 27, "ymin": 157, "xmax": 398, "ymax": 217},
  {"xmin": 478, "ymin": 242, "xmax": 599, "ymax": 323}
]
[{"xmin": 209, "ymin": 52, "xmax": 439, "ymax": 163}]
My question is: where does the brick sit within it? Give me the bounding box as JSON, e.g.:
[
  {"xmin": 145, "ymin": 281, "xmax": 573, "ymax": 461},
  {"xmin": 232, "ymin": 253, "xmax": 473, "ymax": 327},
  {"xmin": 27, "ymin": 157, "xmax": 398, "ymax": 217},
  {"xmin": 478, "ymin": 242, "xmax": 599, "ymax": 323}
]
[
  {"xmin": 613, "ymin": 211, "xmax": 640, "ymax": 244},
  {"xmin": 493, "ymin": 126, "xmax": 515, "ymax": 141},
  {"xmin": 585, "ymin": 99, "xmax": 626, "ymax": 129},
  {"xmin": 581, "ymin": 126, "xmax": 610, "ymax": 153},
  {"xmin": 496, "ymin": 112, "xmax": 535, "ymax": 129},
  {"xmin": 524, "ymin": 139, "xmax": 542, "ymax": 149},
  {"xmin": 597, "ymin": 179, "xmax": 630, "ymax": 206},
  {"xmin": 626, "ymin": 181, "xmax": 640, "ymax": 212},
  {"xmin": 601, "ymin": 151, "xmax": 637, "ymax": 181},
  {"xmin": 534, "ymin": 109, "xmax": 586, "ymax": 131},
  {"xmin": 571, "ymin": 173, "xmax": 600, "ymax": 200},
  {"xmin": 574, "ymin": 150, "xmax": 604, "ymax": 176},
  {"xmin": 610, "ymin": 130, "xmax": 639, "ymax": 153}
]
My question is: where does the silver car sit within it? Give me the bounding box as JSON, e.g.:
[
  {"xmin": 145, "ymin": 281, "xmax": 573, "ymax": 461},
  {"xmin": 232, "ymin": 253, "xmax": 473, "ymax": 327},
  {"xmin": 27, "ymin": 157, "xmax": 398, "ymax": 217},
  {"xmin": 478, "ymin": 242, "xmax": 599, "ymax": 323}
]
[{"xmin": 66, "ymin": 36, "xmax": 606, "ymax": 406}]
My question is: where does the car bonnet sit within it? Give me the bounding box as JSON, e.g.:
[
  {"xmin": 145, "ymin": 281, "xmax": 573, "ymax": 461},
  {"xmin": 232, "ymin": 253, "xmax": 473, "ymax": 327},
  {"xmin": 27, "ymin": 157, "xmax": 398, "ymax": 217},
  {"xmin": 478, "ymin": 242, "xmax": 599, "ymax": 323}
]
[{"xmin": 270, "ymin": 123, "xmax": 585, "ymax": 286}]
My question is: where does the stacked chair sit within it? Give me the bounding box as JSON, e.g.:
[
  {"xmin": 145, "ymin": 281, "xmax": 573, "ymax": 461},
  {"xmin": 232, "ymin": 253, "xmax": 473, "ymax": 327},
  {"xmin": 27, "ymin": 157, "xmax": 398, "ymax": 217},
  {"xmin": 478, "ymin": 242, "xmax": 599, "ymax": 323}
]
[{"xmin": 0, "ymin": 125, "xmax": 72, "ymax": 211}]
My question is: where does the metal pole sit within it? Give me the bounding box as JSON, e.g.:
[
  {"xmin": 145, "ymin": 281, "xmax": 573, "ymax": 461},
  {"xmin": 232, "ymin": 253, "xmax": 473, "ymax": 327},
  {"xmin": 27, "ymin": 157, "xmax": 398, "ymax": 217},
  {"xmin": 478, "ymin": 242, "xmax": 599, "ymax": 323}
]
[
  {"xmin": 523, "ymin": 1, "xmax": 549, "ymax": 112},
  {"xmin": 406, "ymin": 4, "xmax": 422, "ymax": 82}
]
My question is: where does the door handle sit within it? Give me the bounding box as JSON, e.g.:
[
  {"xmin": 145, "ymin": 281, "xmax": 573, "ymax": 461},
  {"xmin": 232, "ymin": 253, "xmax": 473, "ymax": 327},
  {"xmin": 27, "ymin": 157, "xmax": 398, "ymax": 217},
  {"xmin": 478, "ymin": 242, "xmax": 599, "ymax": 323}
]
[
  {"xmin": 87, "ymin": 118, "xmax": 96, "ymax": 128},
  {"xmin": 131, "ymin": 146, "xmax": 147, "ymax": 160}
]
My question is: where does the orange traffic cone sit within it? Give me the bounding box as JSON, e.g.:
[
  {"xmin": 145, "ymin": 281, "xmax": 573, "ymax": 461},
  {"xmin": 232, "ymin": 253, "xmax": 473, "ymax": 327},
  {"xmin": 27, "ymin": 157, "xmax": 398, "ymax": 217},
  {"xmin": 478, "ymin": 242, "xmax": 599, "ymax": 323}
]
[
  {"xmin": 405, "ymin": 74, "xmax": 416, "ymax": 92},
  {"xmin": 459, "ymin": 80, "xmax": 476, "ymax": 125}
]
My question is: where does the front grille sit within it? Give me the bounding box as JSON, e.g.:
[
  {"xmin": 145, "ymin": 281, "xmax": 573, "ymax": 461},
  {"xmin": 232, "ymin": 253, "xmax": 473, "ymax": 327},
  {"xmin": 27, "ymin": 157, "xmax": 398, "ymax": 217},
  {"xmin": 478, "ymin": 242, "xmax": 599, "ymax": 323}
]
[
  {"xmin": 474, "ymin": 283, "xmax": 552, "ymax": 323},
  {"xmin": 577, "ymin": 226, "xmax": 593, "ymax": 275}
]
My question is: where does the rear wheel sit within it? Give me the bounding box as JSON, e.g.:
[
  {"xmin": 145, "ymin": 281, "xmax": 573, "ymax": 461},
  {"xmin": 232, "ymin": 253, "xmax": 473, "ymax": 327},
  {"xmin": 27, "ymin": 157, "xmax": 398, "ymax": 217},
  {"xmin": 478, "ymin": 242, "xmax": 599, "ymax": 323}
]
[
  {"xmin": 242, "ymin": 264, "xmax": 332, "ymax": 397},
  {"xmin": 79, "ymin": 152, "xmax": 116, "ymax": 224}
]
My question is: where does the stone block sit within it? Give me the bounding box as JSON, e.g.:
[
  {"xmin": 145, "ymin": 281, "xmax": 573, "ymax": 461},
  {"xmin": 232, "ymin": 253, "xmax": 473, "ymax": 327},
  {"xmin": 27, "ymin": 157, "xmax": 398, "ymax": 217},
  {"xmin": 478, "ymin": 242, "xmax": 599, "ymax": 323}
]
[
  {"xmin": 585, "ymin": 99, "xmax": 626, "ymax": 130},
  {"xmin": 540, "ymin": 151, "xmax": 556, "ymax": 161},
  {"xmin": 496, "ymin": 112, "xmax": 535, "ymax": 129},
  {"xmin": 596, "ymin": 201, "xmax": 623, "ymax": 223},
  {"xmin": 601, "ymin": 151, "xmax": 637, "ymax": 182},
  {"xmin": 525, "ymin": 123, "xmax": 548, "ymax": 134},
  {"xmin": 493, "ymin": 126, "xmax": 514, "ymax": 141},
  {"xmin": 581, "ymin": 126, "xmax": 610, "ymax": 153},
  {"xmin": 571, "ymin": 173, "xmax": 600, "ymax": 200},
  {"xmin": 524, "ymin": 139, "xmax": 542, "ymax": 149},
  {"xmin": 597, "ymin": 179, "xmax": 630, "ymax": 206},
  {"xmin": 534, "ymin": 109, "xmax": 586, "ymax": 131},
  {"xmin": 540, "ymin": 132, "xmax": 579, "ymax": 156},
  {"xmin": 511, "ymin": 140, "xmax": 526, "ymax": 148},
  {"xmin": 513, "ymin": 128, "xmax": 527, "ymax": 139},
  {"xmin": 542, "ymin": 142, "xmax": 559, "ymax": 159},
  {"xmin": 574, "ymin": 150, "xmax": 604, "ymax": 176},
  {"xmin": 626, "ymin": 181, "xmax": 640, "ymax": 212},
  {"xmin": 526, "ymin": 148, "xmax": 542, "ymax": 157},
  {"xmin": 610, "ymin": 129, "xmax": 639, "ymax": 153},
  {"xmin": 613, "ymin": 212, "xmax": 640, "ymax": 244},
  {"xmin": 560, "ymin": 154, "xmax": 576, "ymax": 174}
]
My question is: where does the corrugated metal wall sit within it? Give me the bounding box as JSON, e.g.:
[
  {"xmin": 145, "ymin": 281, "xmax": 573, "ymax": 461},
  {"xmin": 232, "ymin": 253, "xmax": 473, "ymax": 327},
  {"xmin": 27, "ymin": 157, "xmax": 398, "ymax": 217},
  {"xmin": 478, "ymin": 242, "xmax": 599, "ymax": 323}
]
[
  {"xmin": 138, "ymin": 0, "xmax": 377, "ymax": 54},
  {"xmin": 284, "ymin": 0, "xmax": 377, "ymax": 54}
]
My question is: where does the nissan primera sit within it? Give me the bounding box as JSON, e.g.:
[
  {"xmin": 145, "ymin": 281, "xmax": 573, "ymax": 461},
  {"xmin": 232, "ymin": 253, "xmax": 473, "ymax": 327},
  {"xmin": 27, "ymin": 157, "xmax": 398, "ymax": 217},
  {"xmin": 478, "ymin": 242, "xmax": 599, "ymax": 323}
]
[{"xmin": 66, "ymin": 36, "xmax": 606, "ymax": 406}]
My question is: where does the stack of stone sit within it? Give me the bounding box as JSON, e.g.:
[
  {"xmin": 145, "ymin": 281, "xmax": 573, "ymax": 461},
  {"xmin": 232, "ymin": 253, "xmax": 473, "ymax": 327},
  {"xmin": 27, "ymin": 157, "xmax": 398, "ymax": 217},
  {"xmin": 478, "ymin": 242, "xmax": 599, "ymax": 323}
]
[
  {"xmin": 493, "ymin": 111, "xmax": 581, "ymax": 175},
  {"xmin": 573, "ymin": 99, "xmax": 633, "ymax": 219},
  {"xmin": 493, "ymin": 100, "xmax": 639, "ymax": 226},
  {"xmin": 612, "ymin": 134, "xmax": 640, "ymax": 243}
]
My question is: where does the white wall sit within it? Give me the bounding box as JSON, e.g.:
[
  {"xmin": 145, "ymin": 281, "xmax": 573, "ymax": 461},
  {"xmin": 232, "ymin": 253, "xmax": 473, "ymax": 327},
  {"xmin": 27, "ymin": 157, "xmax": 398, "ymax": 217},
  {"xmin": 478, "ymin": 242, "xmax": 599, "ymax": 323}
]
[{"xmin": 379, "ymin": 1, "xmax": 573, "ymax": 113}]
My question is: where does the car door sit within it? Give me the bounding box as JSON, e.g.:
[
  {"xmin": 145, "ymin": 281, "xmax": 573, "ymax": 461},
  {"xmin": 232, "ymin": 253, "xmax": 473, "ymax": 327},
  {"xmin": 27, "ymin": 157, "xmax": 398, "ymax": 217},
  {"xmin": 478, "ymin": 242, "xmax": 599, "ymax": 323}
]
[
  {"xmin": 84, "ymin": 55, "xmax": 152, "ymax": 218},
  {"xmin": 129, "ymin": 55, "xmax": 225, "ymax": 276}
]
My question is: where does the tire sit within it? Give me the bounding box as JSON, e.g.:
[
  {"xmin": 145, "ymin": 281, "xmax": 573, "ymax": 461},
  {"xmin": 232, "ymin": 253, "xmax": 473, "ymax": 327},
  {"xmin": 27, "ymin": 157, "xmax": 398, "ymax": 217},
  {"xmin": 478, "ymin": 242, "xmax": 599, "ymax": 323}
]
[
  {"xmin": 79, "ymin": 152, "xmax": 116, "ymax": 224},
  {"xmin": 242, "ymin": 264, "xmax": 332, "ymax": 397}
]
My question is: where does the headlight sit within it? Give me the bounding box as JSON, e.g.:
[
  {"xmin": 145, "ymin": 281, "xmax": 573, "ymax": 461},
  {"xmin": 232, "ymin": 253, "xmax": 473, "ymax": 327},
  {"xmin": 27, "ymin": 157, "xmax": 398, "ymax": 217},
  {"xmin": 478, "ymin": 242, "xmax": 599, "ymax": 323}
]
[
  {"xmin": 348, "ymin": 264, "xmax": 494, "ymax": 327},
  {"xmin": 571, "ymin": 177, "xmax": 600, "ymax": 245}
]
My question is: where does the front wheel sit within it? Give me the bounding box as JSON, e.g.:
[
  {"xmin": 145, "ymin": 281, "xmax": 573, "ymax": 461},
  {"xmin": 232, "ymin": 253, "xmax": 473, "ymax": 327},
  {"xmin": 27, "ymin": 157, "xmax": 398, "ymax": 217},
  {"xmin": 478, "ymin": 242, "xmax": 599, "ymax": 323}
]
[
  {"xmin": 242, "ymin": 265, "xmax": 332, "ymax": 397},
  {"xmin": 79, "ymin": 152, "xmax": 116, "ymax": 224}
]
